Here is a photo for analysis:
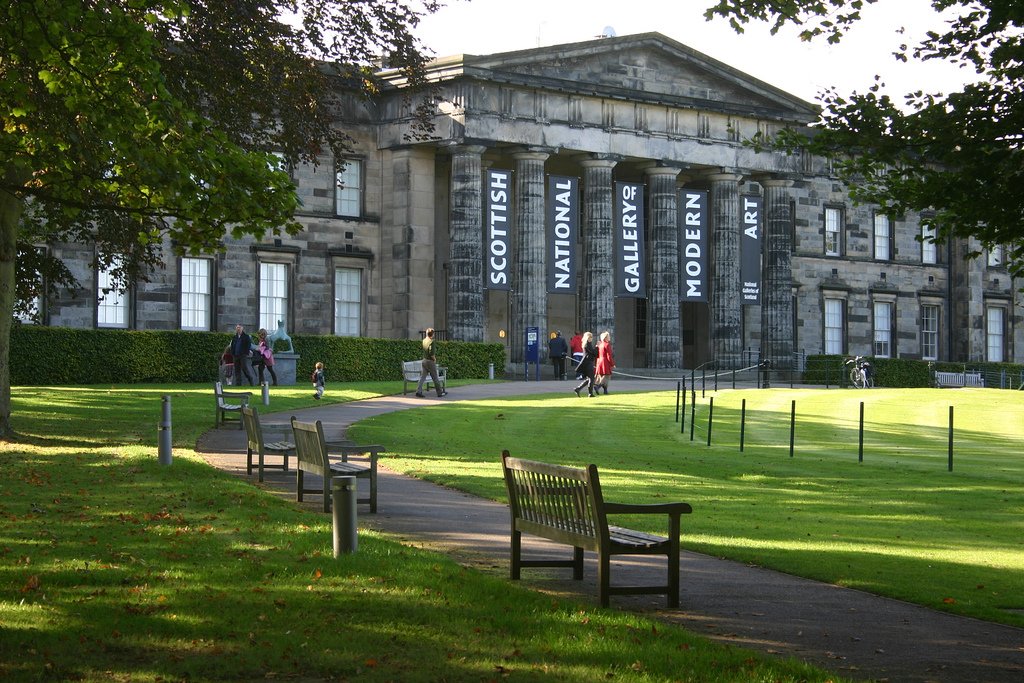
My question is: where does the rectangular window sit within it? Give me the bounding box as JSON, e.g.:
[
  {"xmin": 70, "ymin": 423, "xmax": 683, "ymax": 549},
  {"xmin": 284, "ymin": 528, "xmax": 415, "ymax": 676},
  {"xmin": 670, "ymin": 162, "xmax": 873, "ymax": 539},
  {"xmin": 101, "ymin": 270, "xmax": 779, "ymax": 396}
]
[
  {"xmin": 988, "ymin": 244, "xmax": 1004, "ymax": 268},
  {"xmin": 921, "ymin": 225, "xmax": 937, "ymax": 264},
  {"xmin": 921, "ymin": 304, "xmax": 939, "ymax": 361},
  {"xmin": 824, "ymin": 298, "xmax": 844, "ymax": 355},
  {"xmin": 824, "ymin": 206, "xmax": 842, "ymax": 257},
  {"xmin": 986, "ymin": 306, "xmax": 1005, "ymax": 362},
  {"xmin": 259, "ymin": 262, "xmax": 289, "ymax": 334},
  {"xmin": 873, "ymin": 301, "xmax": 893, "ymax": 358},
  {"xmin": 335, "ymin": 158, "xmax": 363, "ymax": 218},
  {"xmin": 180, "ymin": 257, "xmax": 212, "ymax": 331},
  {"xmin": 97, "ymin": 257, "xmax": 128, "ymax": 328},
  {"xmin": 334, "ymin": 267, "xmax": 362, "ymax": 337},
  {"xmin": 635, "ymin": 298, "xmax": 647, "ymax": 350},
  {"xmin": 873, "ymin": 213, "xmax": 891, "ymax": 261}
]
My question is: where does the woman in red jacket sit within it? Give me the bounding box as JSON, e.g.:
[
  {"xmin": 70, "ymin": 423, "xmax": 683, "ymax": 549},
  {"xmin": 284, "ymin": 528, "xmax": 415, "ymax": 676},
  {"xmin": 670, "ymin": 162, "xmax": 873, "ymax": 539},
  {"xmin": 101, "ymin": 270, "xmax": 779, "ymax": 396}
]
[{"xmin": 594, "ymin": 331, "xmax": 615, "ymax": 395}]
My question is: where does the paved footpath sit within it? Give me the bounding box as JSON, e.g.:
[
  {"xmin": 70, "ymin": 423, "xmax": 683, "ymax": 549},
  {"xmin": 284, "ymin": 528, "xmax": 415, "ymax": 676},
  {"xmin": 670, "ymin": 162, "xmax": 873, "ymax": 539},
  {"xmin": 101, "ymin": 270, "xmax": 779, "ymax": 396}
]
[{"xmin": 196, "ymin": 379, "xmax": 1024, "ymax": 683}]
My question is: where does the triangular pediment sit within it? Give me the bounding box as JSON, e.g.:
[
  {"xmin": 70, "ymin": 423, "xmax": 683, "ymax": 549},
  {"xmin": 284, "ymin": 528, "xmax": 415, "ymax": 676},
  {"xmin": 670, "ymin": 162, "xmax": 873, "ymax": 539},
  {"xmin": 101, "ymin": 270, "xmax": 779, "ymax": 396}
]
[{"xmin": 437, "ymin": 32, "xmax": 817, "ymax": 123}]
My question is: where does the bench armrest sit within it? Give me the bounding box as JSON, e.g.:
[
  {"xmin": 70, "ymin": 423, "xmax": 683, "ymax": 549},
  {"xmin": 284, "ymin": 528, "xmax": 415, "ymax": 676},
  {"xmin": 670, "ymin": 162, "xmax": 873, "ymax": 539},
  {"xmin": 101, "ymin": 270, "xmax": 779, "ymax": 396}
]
[
  {"xmin": 326, "ymin": 441, "xmax": 385, "ymax": 463},
  {"xmin": 603, "ymin": 502, "xmax": 692, "ymax": 516}
]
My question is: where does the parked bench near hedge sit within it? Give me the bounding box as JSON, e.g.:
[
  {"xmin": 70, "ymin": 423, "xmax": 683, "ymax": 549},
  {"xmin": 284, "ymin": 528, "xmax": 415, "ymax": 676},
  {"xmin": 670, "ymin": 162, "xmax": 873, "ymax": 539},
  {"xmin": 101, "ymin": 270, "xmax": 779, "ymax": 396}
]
[
  {"xmin": 214, "ymin": 381, "xmax": 251, "ymax": 429},
  {"xmin": 501, "ymin": 450, "xmax": 692, "ymax": 608},
  {"xmin": 401, "ymin": 360, "xmax": 447, "ymax": 395},
  {"xmin": 935, "ymin": 371, "xmax": 985, "ymax": 388}
]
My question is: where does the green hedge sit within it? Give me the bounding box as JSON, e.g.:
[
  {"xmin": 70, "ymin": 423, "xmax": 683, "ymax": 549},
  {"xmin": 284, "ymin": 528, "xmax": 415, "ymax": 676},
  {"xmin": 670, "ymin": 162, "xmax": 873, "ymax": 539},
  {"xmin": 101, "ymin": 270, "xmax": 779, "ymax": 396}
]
[
  {"xmin": 804, "ymin": 354, "xmax": 1024, "ymax": 388},
  {"xmin": 10, "ymin": 326, "xmax": 506, "ymax": 386}
]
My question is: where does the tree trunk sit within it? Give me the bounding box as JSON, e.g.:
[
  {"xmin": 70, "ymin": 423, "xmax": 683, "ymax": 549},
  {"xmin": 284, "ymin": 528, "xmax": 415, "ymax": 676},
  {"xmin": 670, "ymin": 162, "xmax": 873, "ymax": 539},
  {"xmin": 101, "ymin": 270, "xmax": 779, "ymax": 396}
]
[{"xmin": 0, "ymin": 163, "xmax": 28, "ymax": 439}]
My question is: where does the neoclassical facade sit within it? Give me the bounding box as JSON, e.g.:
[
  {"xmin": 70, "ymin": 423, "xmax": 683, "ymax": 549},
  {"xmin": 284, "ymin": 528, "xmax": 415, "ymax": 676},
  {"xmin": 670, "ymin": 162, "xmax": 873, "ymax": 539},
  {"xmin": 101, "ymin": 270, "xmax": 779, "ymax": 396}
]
[{"xmin": 39, "ymin": 33, "xmax": 1023, "ymax": 369}]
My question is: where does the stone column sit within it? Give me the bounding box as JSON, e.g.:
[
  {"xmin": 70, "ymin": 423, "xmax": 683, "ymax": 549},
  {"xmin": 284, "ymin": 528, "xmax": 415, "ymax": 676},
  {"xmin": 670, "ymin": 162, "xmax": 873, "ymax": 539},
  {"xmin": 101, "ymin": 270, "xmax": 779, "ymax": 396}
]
[
  {"xmin": 510, "ymin": 149, "xmax": 550, "ymax": 363},
  {"xmin": 760, "ymin": 177, "xmax": 795, "ymax": 370},
  {"xmin": 580, "ymin": 156, "xmax": 617, "ymax": 338},
  {"xmin": 447, "ymin": 145, "xmax": 486, "ymax": 342},
  {"xmin": 645, "ymin": 165, "xmax": 681, "ymax": 368},
  {"xmin": 708, "ymin": 171, "xmax": 743, "ymax": 369}
]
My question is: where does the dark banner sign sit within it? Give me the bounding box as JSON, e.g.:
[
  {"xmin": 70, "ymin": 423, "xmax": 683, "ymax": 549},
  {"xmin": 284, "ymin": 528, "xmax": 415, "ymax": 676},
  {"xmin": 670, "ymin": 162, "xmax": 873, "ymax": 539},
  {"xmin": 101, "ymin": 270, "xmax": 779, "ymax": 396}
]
[
  {"xmin": 679, "ymin": 189, "xmax": 708, "ymax": 302},
  {"xmin": 615, "ymin": 182, "xmax": 646, "ymax": 298},
  {"xmin": 547, "ymin": 175, "xmax": 578, "ymax": 294},
  {"xmin": 485, "ymin": 169, "xmax": 511, "ymax": 290},
  {"xmin": 740, "ymin": 194, "xmax": 762, "ymax": 305}
]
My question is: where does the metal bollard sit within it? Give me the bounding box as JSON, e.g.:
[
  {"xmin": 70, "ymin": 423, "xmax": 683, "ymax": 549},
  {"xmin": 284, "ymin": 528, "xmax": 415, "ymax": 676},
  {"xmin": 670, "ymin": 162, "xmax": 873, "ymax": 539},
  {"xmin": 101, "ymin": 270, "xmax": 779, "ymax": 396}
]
[
  {"xmin": 261, "ymin": 382, "xmax": 270, "ymax": 406},
  {"xmin": 488, "ymin": 363, "xmax": 494, "ymax": 380},
  {"xmin": 158, "ymin": 395, "xmax": 173, "ymax": 465},
  {"xmin": 332, "ymin": 476, "xmax": 358, "ymax": 556}
]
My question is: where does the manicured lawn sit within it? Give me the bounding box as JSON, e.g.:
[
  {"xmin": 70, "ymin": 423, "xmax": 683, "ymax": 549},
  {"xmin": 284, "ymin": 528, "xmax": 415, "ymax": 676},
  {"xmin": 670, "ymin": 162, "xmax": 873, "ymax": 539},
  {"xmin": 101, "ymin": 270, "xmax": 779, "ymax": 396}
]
[
  {"xmin": 349, "ymin": 387, "xmax": 1024, "ymax": 628},
  {"xmin": 0, "ymin": 383, "xmax": 843, "ymax": 682}
]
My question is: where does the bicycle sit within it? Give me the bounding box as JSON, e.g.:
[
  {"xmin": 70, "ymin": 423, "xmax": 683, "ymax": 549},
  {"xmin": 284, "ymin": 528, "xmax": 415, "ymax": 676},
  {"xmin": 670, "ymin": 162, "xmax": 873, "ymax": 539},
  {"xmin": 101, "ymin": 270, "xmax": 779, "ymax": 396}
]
[{"xmin": 845, "ymin": 355, "xmax": 874, "ymax": 388}]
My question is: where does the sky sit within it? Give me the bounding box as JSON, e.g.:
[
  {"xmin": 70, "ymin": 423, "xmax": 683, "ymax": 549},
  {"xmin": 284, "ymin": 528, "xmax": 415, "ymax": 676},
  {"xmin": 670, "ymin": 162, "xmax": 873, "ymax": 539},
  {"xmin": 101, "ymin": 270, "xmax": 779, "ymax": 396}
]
[{"xmin": 413, "ymin": 0, "xmax": 975, "ymax": 105}]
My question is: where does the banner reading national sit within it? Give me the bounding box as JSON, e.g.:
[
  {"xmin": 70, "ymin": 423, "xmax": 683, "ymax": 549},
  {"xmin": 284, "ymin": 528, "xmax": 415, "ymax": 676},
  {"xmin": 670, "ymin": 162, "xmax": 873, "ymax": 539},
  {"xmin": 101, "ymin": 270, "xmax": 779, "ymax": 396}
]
[{"xmin": 547, "ymin": 176, "xmax": 578, "ymax": 294}]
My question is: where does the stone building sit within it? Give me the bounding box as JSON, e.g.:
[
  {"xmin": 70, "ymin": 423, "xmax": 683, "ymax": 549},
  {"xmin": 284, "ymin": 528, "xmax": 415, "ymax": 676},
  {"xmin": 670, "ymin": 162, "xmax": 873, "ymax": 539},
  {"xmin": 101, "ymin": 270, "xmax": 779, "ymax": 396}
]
[{"xmin": 37, "ymin": 33, "xmax": 1023, "ymax": 369}]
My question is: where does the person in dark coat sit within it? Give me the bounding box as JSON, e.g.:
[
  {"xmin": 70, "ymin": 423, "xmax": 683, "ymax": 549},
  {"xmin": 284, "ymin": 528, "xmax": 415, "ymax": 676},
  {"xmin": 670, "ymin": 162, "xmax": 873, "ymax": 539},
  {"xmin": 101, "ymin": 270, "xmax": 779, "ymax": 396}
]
[
  {"xmin": 230, "ymin": 324, "xmax": 256, "ymax": 386},
  {"xmin": 548, "ymin": 330, "xmax": 569, "ymax": 380},
  {"xmin": 572, "ymin": 331, "xmax": 598, "ymax": 397}
]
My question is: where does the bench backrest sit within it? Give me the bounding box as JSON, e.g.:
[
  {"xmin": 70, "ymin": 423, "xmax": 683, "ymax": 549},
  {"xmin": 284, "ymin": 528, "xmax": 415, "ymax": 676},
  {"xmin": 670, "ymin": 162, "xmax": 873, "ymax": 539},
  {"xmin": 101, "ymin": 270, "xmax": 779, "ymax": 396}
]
[
  {"xmin": 291, "ymin": 417, "xmax": 330, "ymax": 477},
  {"xmin": 402, "ymin": 360, "xmax": 422, "ymax": 381},
  {"xmin": 241, "ymin": 405, "xmax": 264, "ymax": 452},
  {"xmin": 501, "ymin": 450, "xmax": 606, "ymax": 551}
]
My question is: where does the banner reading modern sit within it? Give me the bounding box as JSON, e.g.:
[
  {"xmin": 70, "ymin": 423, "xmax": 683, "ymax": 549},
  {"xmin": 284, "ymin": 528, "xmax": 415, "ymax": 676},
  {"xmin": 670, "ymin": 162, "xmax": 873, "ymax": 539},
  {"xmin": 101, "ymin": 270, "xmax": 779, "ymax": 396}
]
[
  {"xmin": 615, "ymin": 181, "xmax": 646, "ymax": 298},
  {"xmin": 547, "ymin": 175, "xmax": 578, "ymax": 294},
  {"xmin": 679, "ymin": 189, "xmax": 708, "ymax": 302},
  {"xmin": 485, "ymin": 169, "xmax": 511, "ymax": 290},
  {"xmin": 740, "ymin": 193, "xmax": 762, "ymax": 305}
]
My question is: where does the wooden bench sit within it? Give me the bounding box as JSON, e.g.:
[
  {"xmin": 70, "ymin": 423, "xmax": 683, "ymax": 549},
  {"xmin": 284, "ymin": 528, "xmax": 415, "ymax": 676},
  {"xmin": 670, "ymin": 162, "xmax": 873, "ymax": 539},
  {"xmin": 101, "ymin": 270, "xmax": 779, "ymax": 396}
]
[
  {"xmin": 501, "ymin": 450, "xmax": 692, "ymax": 608},
  {"xmin": 401, "ymin": 360, "xmax": 447, "ymax": 395},
  {"xmin": 214, "ymin": 381, "xmax": 252, "ymax": 429},
  {"xmin": 290, "ymin": 417, "xmax": 384, "ymax": 513},
  {"xmin": 935, "ymin": 371, "xmax": 985, "ymax": 388},
  {"xmin": 241, "ymin": 405, "xmax": 294, "ymax": 482}
]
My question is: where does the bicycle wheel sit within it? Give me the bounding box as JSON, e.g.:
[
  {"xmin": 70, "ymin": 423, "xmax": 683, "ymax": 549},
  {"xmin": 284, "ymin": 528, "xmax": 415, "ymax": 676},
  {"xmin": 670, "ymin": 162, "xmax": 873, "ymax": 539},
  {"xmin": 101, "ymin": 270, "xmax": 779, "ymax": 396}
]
[{"xmin": 850, "ymin": 367, "xmax": 863, "ymax": 388}]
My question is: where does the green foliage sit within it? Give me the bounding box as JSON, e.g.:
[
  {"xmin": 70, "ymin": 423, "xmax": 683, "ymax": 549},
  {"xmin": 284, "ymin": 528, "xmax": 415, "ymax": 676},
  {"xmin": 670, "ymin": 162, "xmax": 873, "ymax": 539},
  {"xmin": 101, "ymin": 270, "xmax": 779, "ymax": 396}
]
[
  {"xmin": 805, "ymin": 354, "xmax": 1024, "ymax": 389},
  {"xmin": 9, "ymin": 326, "xmax": 505, "ymax": 386},
  {"xmin": 707, "ymin": 0, "xmax": 1024, "ymax": 277}
]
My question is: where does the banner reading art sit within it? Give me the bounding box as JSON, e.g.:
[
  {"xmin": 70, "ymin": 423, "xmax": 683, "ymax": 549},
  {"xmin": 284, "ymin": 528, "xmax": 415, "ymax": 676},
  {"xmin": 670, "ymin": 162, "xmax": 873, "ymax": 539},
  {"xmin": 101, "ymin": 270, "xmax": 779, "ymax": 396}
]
[
  {"xmin": 679, "ymin": 189, "xmax": 708, "ymax": 302},
  {"xmin": 485, "ymin": 169, "xmax": 511, "ymax": 290},
  {"xmin": 740, "ymin": 193, "xmax": 762, "ymax": 305},
  {"xmin": 615, "ymin": 182, "xmax": 646, "ymax": 298},
  {"xmin": 547, "ymin": 176, "xmax": 578, "ymax": 294}
]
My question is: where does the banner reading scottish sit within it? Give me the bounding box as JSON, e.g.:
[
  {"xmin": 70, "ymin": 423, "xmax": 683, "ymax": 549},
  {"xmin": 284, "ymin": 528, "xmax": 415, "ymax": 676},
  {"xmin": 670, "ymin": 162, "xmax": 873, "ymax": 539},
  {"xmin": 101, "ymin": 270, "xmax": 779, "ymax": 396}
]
[
  {"xmin": 485, "ymin": 169, "xmax": 511, "ymax": 290},
  {"xmin": 547, "ymin": 175, "xmax": 578, "ymax": 294},
  {"xmin": 615, "ymin": 182, "xmax": 646, "ymax": 298}
]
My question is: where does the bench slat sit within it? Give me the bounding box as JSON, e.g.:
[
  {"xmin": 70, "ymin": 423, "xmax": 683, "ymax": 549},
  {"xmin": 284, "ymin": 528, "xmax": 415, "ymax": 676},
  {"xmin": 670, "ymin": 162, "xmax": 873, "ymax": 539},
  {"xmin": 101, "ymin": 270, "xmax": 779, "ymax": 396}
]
[{"xmin": 502, "ymin": 450, "xmax": 691, "ymax": 608}]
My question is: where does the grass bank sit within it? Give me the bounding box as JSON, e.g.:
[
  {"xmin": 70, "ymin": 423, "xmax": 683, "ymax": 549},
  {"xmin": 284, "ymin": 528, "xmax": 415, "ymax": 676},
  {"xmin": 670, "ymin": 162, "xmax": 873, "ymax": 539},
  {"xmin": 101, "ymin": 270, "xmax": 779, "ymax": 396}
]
[
  {"xmin": 349, "ymin": 387, "xmax": 1024, "ymax": 628},
  {"xmin": 0, "ymin": 383, "xmax": 842, "ymax": 682}
]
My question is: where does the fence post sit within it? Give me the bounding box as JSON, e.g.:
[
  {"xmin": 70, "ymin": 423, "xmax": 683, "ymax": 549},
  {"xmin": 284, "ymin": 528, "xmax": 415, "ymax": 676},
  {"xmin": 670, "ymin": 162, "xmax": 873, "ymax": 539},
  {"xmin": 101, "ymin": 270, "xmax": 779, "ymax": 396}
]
[
  {"xmin": 158, "ymin": 395, "xmax": 172, "ymax": 466},
  {"xmin": 675, "ymin": 382, "xmax": 681, "ymax": 423},
  {"xmin": 789, "ymin": 400, "xmax": 796, "ymax": 457},
  {"xmin": 689, "ymin": 390, "xmax": 696, "ymax": 441},
  {"xmin": 858, "ymin": 401, "xmax": 864, "ymax": 462},
  {"xmin": 740, "ymin": 398, "xmax": 746, "ymax": 452},
  {"xmin": 948, "ymin": 406, "xmax": 954, "ymax": 472},
  {"xmin": 706, "ymin": 397, "xmax": 714, "ymax": 447},
  {"xmin": 680, "ymin": 386, "xmax": 687, "ymax": 434}
]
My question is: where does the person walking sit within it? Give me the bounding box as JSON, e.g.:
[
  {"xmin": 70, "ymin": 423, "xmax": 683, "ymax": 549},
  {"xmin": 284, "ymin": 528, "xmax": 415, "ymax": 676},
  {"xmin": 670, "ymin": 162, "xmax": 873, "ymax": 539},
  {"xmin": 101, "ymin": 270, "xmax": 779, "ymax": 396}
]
[
  {"xmin": 594, "ymin": 331, "xmax": 615, "ymax": 395},
  {"xmin": 572, "ymin": 331, "xmax": 598, "ymax": 397},
  {"xmin": 416, "ymin": 327, "xmax": 447, "ymax": 398},
  {"xmin": 255, "ymin": 328, "xmax": 278, "ymax": 386},
  {"xmin": 547, "ymin": 330, "xmax": 569, "ymax": 380},
  {"xmin": 312, "ymin": 361, "xmax": 325, "ymax": 399},
  {"xmin": 230, "ymin": 324, "xmax": 256, "ymax": 386},
  {"xmin": 569, "ymin": 330, "xmax": 584, "ymax": 379}
]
